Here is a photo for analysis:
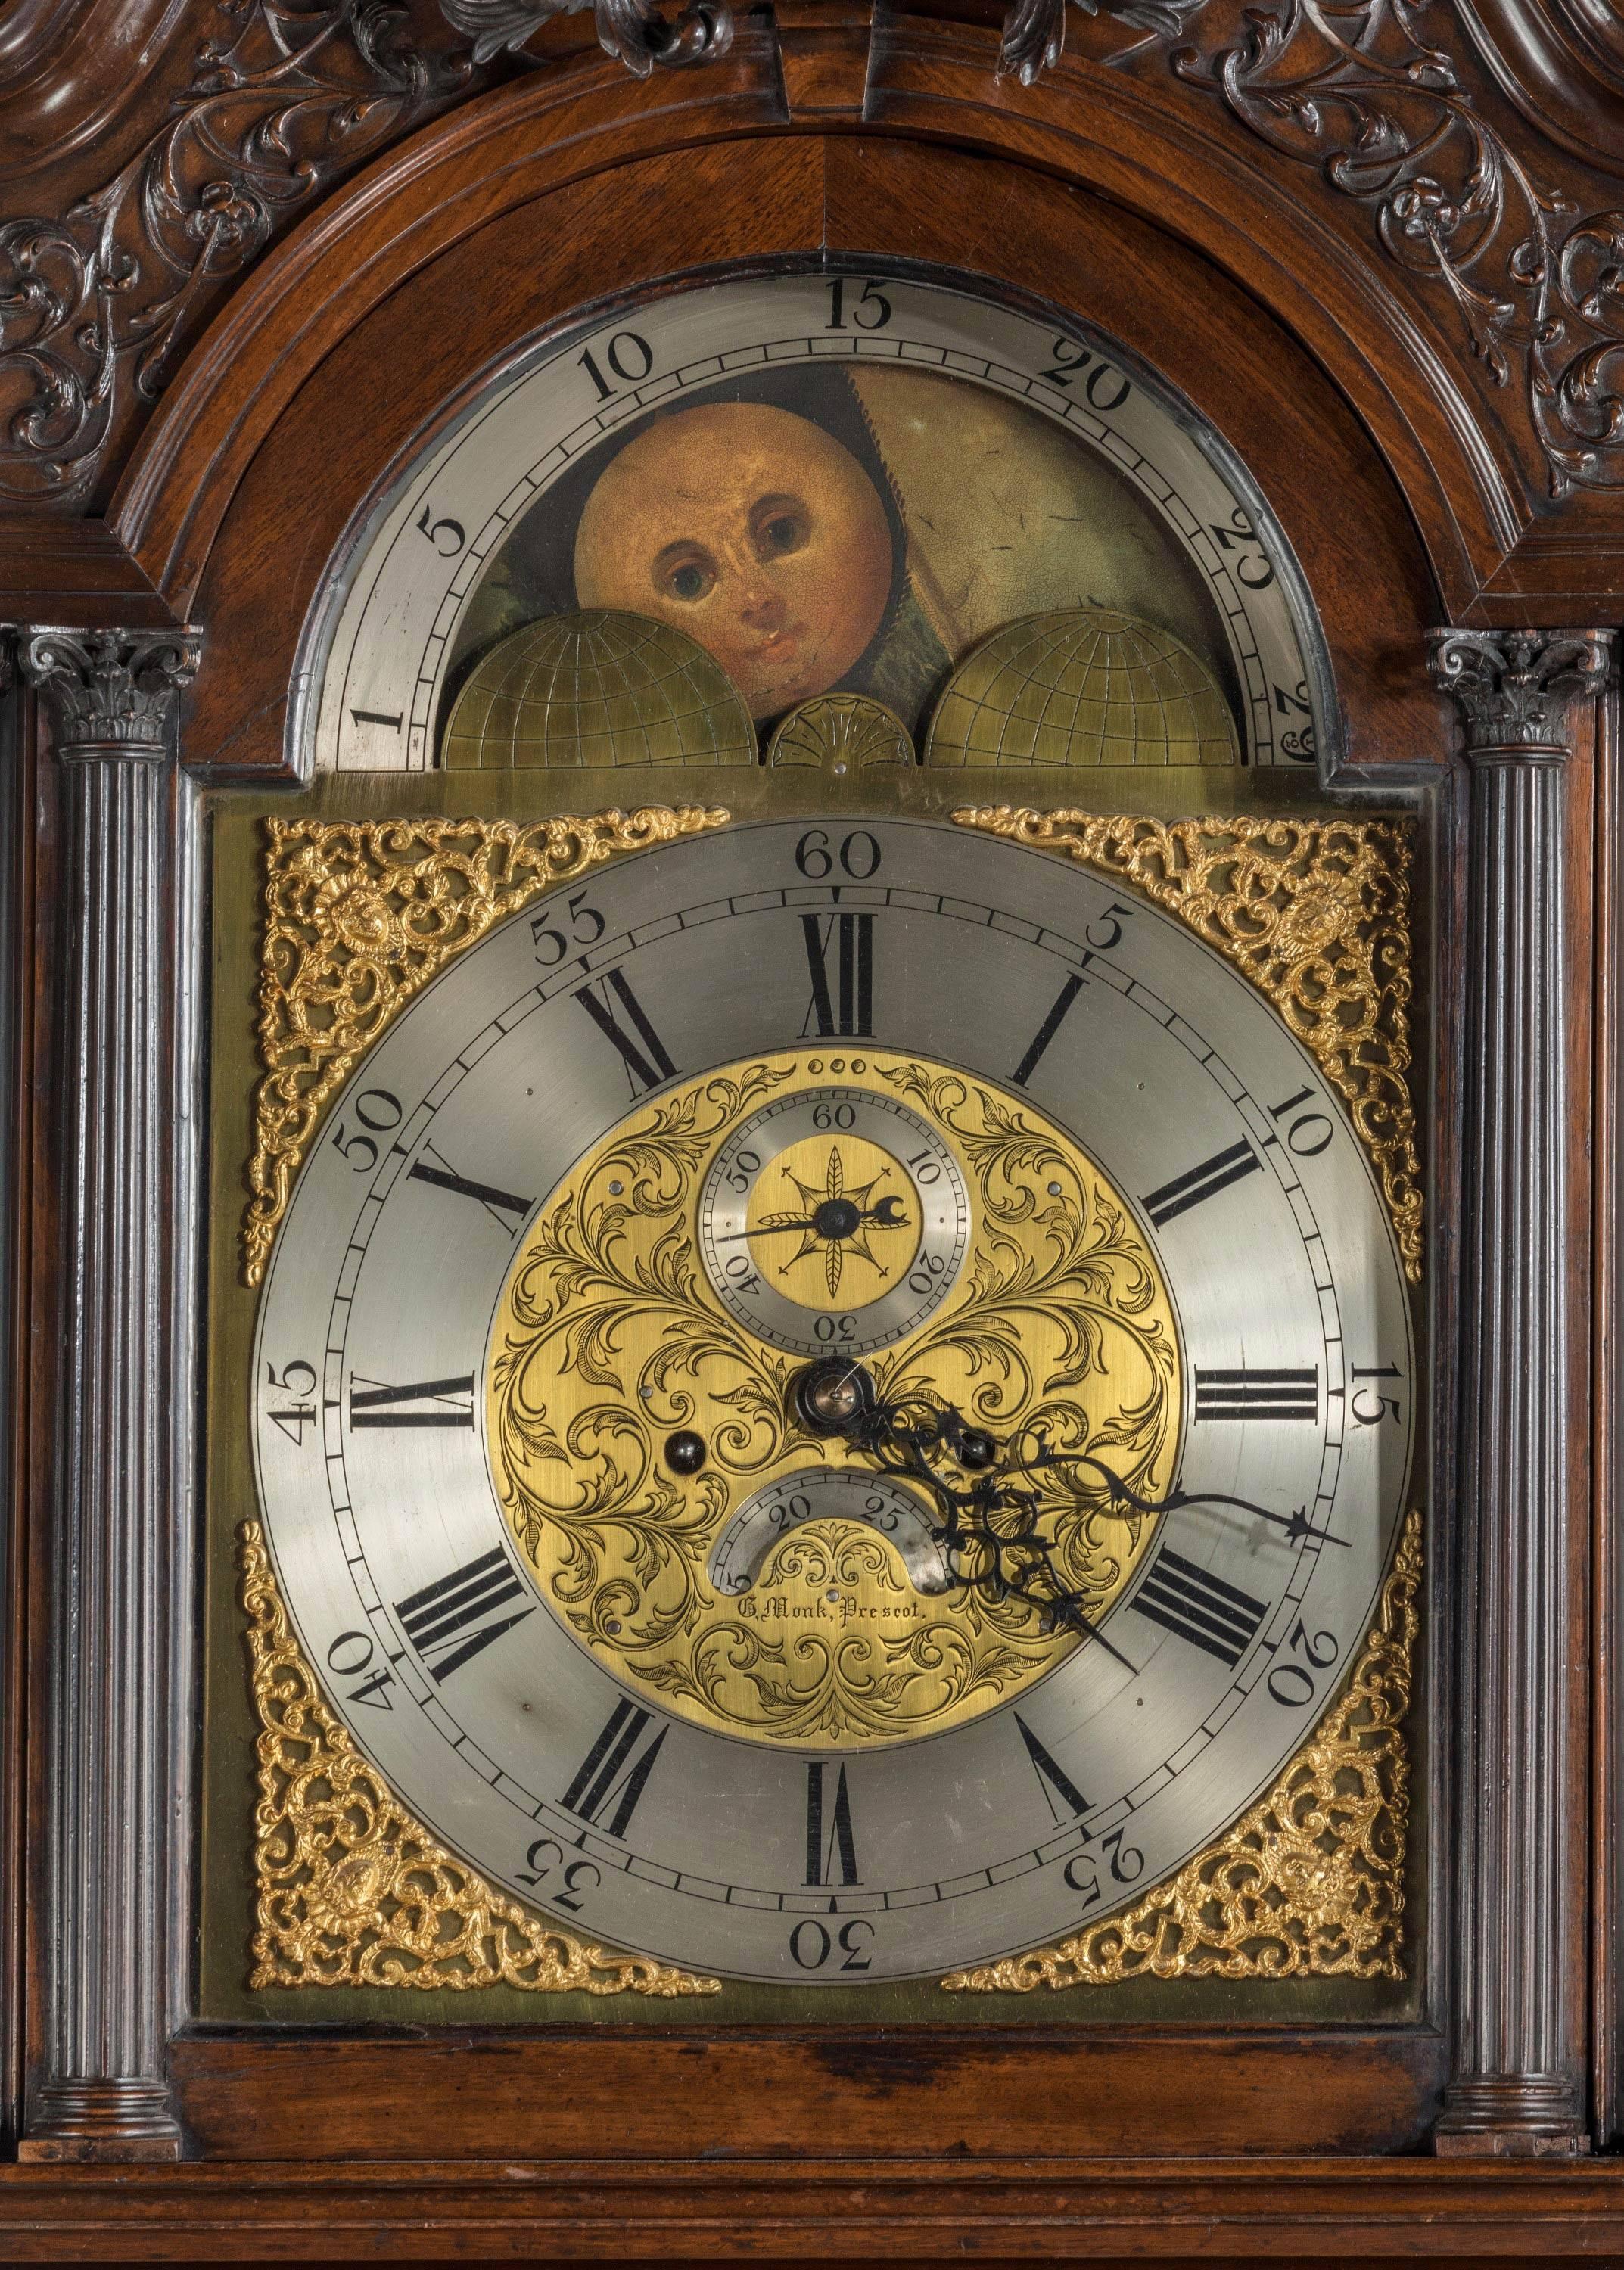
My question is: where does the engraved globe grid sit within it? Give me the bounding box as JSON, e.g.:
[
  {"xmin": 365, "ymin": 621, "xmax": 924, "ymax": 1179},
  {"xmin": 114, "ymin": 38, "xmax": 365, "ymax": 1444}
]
[{"xmin": 251, "ymin": 819, "xmax": 1413, "ymax": 1984}]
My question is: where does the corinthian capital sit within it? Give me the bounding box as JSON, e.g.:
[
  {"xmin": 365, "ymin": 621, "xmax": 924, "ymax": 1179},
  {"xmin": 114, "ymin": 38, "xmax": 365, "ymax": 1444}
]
[
  {"xmin": 21, "ymin": 628, "xmax": 201, "ymax": 760},
  {"xmin": 1427, "ymin": 629, "xmax": 1614, "ymax": 759}
]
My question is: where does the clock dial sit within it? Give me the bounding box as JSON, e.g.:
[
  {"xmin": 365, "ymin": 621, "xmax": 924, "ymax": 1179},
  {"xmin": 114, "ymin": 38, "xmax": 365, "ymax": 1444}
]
[
  {"xmin": 251, "ymin": 818, "xmax": 1412, "ymax": 1984},
  {"xmin": 300, "ymin": 267, "xmax": 1331, "ymax": 775}
]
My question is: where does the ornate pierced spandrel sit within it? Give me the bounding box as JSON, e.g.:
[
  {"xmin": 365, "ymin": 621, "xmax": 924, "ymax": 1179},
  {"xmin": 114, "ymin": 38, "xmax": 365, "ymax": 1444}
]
[
  {"xmin": 944, "ymin": 1509, "xmax": 1420, "ymax": 1989},
  {"xmin": 241, "ymin": 805, "xmax": 730, "ymax": 1286},
  {"xmin": 240, "ymin": 1522, "xmax": 717, "ymax": 1997},
  {"xmin": 953, "ymin": 807, "xmax": 1421, "ymax": 1282}
]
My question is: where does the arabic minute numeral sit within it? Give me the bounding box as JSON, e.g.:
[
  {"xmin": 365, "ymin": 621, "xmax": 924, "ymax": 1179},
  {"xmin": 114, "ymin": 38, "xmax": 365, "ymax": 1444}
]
[
  {"xmin": 1207, "ymin": 506, "xmax": 1276, "ymax": 589},
  {"xmin": 394, "ymin": 1547, "xmax": 534, "ymax": 1684},
  {"xmin": 325, "ymin": 1628, "xmax": 396, "ymax": 1712},
  {"xmin": 577, "ymin": 330, "xmax": 653, "ymax": 400},
  {"xmin": 263, "ymin": 1357, "xmax": 317, "ymax": 1445},
  {"xmin": 329, "ymin": 1086, "xmax": 402, "ymax": 1173},
  {"xmin": 790, "ymin": 1917, "xmax": 875, "ymax": 1971},
  {"xmin": 532, "ymin": 888, "xmax": 606, "ymax": 968},
  {"xmin": 1039, "ymin": 334, "xmax": 1131, "ymax": 411},
  {"xmin": 825, "ymin": 277, "xmax": 891, "ymax": 331},
  {"xmin": 1351, "ymin": 1364, "xmax": 1405, "ymax": 1426},
  {"xmin": 1266, "ymin": 1619, "xmax": 1339, "ymax": 1708},
  {"xmin": 794, "ymin": 826, "xmax": 882, "ymax": 881},
  {"xmin": 1063, "ymin": 1827, "xmax": 1143, "ymax": 1907},
  {"xmin": 1266, "ymin": 1085, "xmax": 1334, "ymax": 1157},
  {"xmin": 517, "ymin": 1839, "xmax": 601, "ymax": 1911},
  {"xmin": 562, "ymin": 1700, "xmax": 667, "ymax": 1839}
]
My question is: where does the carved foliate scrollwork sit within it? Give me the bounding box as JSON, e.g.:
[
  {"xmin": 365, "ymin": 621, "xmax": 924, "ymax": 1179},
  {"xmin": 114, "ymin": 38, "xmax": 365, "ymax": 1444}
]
[
  {"xmin": 998, "ymin": 0, "xmax": 1624, "ymax": 499},
  {"xmin": 443, "ymin": 0, "xmax": 732, "ymax": 76},
  {"xmin": 1427, "ymin": 627, "xmax": 1615, "ymax": 753},
  {"xmin": 0, "ymin": 0, "xmax": 732, "ymax": 506},
  {"xmin": 20, "ymin": 627, "xmax": 201, "ymax": 757}
]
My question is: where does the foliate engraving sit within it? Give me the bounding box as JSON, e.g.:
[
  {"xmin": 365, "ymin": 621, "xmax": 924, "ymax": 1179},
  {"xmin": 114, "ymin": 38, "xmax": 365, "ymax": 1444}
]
[
  {"xmin": 241, "ymin": 1522, "xmax": 718, "ymax": 1996},
  {"xmin": 1427, "ymin": 629, "xmax": 1615, "ymax": 753},
  {"xmin": 443, "ymin": 0, "xmax": 733, "ymax": 77},
  {"xmin": 951, "ymin": 807, "xmax": 1423, "ymax": 1282},
  {"xmin": 941, "ymin": 1509, "xmax": 1420, "ymax": 1989},
  {"xmin": 21, "ymin": 628, "xmax": 200, "ymax": 757},
  {"xmin": 241, "ymin": 805, "xmax": 729, "ymax": 1286}
]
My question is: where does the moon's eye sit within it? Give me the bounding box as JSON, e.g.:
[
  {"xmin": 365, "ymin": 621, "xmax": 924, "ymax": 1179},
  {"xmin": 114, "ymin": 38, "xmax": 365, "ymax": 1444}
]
[
  {"xmin": 753, "ymin": 496, "xmax": 810, "ymax": 560},
  {"xmin": 656, "ymin": 546, "xmax": 717, "ymax": 602}
]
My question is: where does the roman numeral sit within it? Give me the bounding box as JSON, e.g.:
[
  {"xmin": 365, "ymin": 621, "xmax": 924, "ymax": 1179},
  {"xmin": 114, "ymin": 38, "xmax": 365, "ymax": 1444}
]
[
  {"xmin": 1010, "ymin": 972, "xmax": 1086, "ymax": 1087},
  {"xmin": 1014, "ymin": 1712, "xmax": 1090, "ymax": 1825},
  {"xmin": 348, "ymin": 1375, "xmax": 474, "ymax": 1428},
  {"xmin": 804, "ymin": 1760, "xmax": 860, "ymax": 1886},
  {"xmin": 562, "ymin": 1701, "xmax": 667, "ymax": 1839},
  {"xmin": 408, "ymin": 1147, "xmax": 531, "ymax": 1233},
  {"xmin": 801, "ymin": 913, "xmax": 874, "ymax": 1037},
  {"xmin": 1195, "ymin": 1367, "xmax": 1319, "ymax": 1422},
  {"xmin": 573, "ymin": 968, "xmax": 677, "ymax": 1093},
  {"xmin": 395, "ymin": 1547, "xmax": 534, "ymax": 1682},
  {"xmin": 1142, "ymin": 1139, "xmax": 1261, "ymax": 1228},
  {"xmin": 1130, "ymin": 1547, "xmax": 1267, "ymax": 1668}
]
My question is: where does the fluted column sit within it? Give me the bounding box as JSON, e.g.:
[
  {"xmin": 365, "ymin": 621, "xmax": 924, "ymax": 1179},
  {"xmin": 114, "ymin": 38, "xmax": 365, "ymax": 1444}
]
[
  {"xmin": 16, "ymin": 629, "xmax": 201, "ymax": 2162},
  {"xmin": 1430, "ymin": 627, "xmax": 1614, "ymax": 2158}
]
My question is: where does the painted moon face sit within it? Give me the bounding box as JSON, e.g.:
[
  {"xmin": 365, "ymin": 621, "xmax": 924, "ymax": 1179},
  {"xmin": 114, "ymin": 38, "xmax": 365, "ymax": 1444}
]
[{"xmin": 573, "ymin": 401, "xmax": 894, "ymax": 718}]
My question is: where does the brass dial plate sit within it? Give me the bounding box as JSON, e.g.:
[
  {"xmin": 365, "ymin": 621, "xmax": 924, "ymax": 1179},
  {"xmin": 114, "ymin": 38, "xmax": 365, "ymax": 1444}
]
[{"xmin": 250, "ymin": 818, "xmax": 1412, "ymax": 1985}]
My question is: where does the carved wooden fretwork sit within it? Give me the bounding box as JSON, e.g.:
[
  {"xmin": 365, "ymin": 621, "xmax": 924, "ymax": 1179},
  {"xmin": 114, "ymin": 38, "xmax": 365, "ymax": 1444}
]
[
  {"xmin": 241, "ymin": 1523, "xmax": 719, "ymax": 1998},
  {"xmin": 0, "ymin": 0, "xmax": 731, "ymax": 508},
  {"xmin": 951, "ymin": 807, "xmax": 1423, "ymax": 1281},
  {"xmin": 241, "ymin": 804, "xmax": 729, "ymax": 1287},
  {"xmin": 1000, "ymin": 0, "xmax": 1624, "ymax": 499},
  {"xmin": 944, "ymin": 1510, "xmax": 1419, "ymax": 1989}
]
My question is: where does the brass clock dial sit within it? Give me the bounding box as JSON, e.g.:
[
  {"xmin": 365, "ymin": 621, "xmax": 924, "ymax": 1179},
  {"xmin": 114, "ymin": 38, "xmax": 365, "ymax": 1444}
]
[{"xmin": 251, "ymin": 818, "xmax": 1413, "ymax": 1985}]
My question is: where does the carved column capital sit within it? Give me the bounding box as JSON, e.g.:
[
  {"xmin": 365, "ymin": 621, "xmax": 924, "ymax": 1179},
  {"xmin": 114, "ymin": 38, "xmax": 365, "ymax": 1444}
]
[
  {"xmin": 1427, "ymin": 628, "xmax": 1614, "ymax": 759},
  {"xmin": 20, "ymin": 629, "xmax": 200, "ymax": 761}
]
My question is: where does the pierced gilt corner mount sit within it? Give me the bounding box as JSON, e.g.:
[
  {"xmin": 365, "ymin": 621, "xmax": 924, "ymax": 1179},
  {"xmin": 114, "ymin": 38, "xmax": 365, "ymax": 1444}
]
[
  {"xmin": 240, "ymin": 805, "xmax": 729, "ymax": 1286},
  {"xmin": 241, "ymin": 1521, "xmax": 718, "ymax": 1996},
  {"xmin": 954, "ymin": 806, "xmax": 1423, "ymax": 1283},
  {"xmin": 947, "ymin": 1510, "xmax": 1420, "ymax": 1989}
]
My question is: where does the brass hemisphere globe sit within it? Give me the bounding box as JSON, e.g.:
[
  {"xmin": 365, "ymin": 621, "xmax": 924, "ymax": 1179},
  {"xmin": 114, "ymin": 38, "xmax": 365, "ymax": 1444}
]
[
  {"xmin": 925, "ymin": 605, "xmax": 1240, "ymax": 768},
  {"xmin": 440, "ymin": 608, "xmax": 756, "ymax": 770}
]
